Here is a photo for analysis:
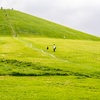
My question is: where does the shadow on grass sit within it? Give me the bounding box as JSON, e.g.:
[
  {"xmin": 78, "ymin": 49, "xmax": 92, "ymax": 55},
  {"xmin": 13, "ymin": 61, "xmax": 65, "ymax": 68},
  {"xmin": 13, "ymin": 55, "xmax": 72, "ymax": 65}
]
[
  {"xmin": 11, "ymin": 71, "xmax": 70, "ymax": 76},
  {"xmin": 0, "ymin": 58, "xmax": 99, "ymax": 78},
  {"xmin": 0, "ymin": 58, "xmax": 62, "ymax": 71}
]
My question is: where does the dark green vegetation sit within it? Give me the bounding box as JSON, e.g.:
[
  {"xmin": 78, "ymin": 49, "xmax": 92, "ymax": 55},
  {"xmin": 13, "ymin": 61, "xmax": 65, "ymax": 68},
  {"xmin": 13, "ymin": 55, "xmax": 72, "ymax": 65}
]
[{"xmin": 0, "ymin": 9, "xmax": 100, "ymax": 100}]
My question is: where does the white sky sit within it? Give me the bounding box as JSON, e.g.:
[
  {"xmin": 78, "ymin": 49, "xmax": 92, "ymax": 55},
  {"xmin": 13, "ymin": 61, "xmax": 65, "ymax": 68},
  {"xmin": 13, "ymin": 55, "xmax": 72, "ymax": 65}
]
[{"xmin": 0, "ymin": 0, "xmax": 100, "ymax": 37}]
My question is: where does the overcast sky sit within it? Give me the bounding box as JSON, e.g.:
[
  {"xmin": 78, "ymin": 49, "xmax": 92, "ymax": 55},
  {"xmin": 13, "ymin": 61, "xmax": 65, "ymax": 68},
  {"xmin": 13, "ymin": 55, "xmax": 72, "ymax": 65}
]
[{"xmin": 0, "ymin": 0, "xmax": 100, "ymax": 37}]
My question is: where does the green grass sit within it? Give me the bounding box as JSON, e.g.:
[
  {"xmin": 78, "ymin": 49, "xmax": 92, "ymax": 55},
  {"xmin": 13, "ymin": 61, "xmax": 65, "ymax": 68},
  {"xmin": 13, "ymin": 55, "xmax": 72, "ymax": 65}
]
[
  {"xmin": 0, "ymin": 9, "xmax": 100, "ymax": 100},
  {"xmin": 0, "ymin": 76, "xmax": 100, "ymax": 100},
  {"xmin": 0, "ymin": 37, "xmax": 100, "ymax": 78}
]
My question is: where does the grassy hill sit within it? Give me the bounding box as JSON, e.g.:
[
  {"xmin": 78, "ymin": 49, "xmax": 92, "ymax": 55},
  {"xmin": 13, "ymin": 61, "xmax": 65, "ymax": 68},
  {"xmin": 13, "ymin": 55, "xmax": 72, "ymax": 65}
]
[
  {"xmin": 0, "ymin": 9, "xmax": 100, "ymax": 41},
  {"xmin": 0, "ymin": 9, "xmax": 100, "ymax": 100}
]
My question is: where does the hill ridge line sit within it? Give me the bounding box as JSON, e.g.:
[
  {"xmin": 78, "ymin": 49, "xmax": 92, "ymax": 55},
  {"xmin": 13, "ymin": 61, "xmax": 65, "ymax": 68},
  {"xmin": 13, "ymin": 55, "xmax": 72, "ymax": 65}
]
[{"xmin": 4, "ymin": 9, "xmax": 100, "ymax": 41}]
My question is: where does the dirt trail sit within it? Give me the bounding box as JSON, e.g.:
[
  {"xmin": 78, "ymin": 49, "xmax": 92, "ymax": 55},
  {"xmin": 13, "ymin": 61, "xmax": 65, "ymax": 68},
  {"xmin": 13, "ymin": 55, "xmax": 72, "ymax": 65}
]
[{"xmin": 15, "ymin": 37, "xmax": 70, "ymax": 63}]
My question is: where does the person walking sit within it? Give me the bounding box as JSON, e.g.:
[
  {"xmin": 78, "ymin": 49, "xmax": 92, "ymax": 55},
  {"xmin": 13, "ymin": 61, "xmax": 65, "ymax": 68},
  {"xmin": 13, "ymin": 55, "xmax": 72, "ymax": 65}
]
[
  {"xmin": 47, "ymin": 46, "xmax": 49, "ymax": 50},
  {"xmin": 53, "ymin": 44, "xmax": 56, "ymax": 52}
]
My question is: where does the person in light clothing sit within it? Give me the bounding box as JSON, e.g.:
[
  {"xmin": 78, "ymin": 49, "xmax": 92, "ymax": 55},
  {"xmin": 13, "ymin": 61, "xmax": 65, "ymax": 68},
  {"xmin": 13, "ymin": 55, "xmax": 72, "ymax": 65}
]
[{"xmin": 53, "ymin": 44, "xmax": 56, "ymax": 52}]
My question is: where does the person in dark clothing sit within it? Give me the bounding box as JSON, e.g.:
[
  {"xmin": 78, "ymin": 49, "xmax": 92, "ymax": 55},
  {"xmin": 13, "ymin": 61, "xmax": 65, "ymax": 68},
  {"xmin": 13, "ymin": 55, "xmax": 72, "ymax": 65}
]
[{"xmin": 47, "ymin": 46, "xmax": 49, "ymax": 50}]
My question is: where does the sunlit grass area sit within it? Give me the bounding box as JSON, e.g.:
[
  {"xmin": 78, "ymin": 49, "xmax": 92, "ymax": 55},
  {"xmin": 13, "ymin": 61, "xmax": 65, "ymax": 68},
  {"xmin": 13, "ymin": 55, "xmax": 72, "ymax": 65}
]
[
  {"xmin": 0, "ymin": 76, "xmax": 100, "ymax": 100},
  {"xmin": 0, "ymin": 37, "xmax": 100, "ymax": 78}
]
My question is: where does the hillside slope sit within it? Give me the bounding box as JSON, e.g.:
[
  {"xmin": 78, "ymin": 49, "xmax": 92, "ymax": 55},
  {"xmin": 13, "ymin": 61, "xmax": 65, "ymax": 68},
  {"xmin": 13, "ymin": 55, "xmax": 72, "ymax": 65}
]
[{"xmin": 0, "ymin": 9, "xmax": 100, "ymax": 41}]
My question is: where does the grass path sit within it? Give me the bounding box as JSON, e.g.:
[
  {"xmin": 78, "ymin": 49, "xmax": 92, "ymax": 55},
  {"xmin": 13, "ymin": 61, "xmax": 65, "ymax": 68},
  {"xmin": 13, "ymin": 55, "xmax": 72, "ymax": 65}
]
[
  {"xmin": 14, "ymin": 37, "xmax": 71, "ymax": 64},
  {"xmin": 4, "ymin": 9, "xmax": 15, "ymax": 36}
]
